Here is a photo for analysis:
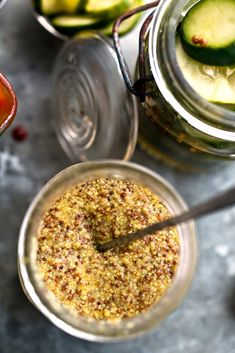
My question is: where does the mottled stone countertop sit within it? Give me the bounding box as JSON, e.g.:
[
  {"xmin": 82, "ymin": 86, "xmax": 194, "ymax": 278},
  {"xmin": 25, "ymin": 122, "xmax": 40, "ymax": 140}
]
[{"xmin": 0, "ymin": 1, "xmax": 235, "ymax": 353}]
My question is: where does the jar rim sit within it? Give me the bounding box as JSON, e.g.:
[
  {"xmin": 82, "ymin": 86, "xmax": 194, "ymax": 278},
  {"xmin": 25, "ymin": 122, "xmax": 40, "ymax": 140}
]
[
  {"xmin": 0, "ymin": 0, "xmax": 8, "ymax": 11},
  {"xmin": 149, "ymin": 0, "xmax": 235, "ymax": 141},
  {"xmin": 18, "ymin": 160, "xmax": 197, "ymax": 342}
]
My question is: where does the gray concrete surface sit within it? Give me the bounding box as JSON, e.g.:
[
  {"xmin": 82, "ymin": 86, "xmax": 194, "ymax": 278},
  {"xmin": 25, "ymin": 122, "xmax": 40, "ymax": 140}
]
[{"xmin": 0, "ymin": 1, "xmax": 235, "ymax": 352}]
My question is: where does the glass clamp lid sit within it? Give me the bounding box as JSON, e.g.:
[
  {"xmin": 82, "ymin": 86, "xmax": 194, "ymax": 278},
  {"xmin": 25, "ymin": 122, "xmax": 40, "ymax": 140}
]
[{"xmin": 53, "ymin": 32, "xmax": 138, "ymax": 162}]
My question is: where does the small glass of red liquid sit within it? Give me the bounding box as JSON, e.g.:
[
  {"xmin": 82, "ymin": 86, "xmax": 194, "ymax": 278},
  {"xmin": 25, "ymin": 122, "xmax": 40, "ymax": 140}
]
[{"xmin": 0, "ymin": 73, "xmax": 17, "ymax": 136}]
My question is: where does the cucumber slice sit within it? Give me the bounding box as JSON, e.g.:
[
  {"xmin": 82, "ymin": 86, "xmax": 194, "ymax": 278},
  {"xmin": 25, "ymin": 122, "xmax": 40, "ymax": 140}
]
[
  {"xmin": 176, "ymin": 36, "xmax": 235, "ymax": 104},
  {"xmin": 101, "ymin": 12, "xmax": 140, "ymax": 36},
  {"xmin": 62, "ymin": 0, "xmax": 82, "ymax": 14},
  {"xmin": 180, "ymin": 0, "xmax": 235, "ymax": 66},
  {"xmin": 84, "ymin": 0, "xmax": 131, "ymax": 20},
  {"xmin": 35, "ymin": 0, "xmax": 87, "ymax": 16},
  {"xmin": 36, "ymin": 0, "xmax": 64, "ymax": 16},
  {"xmin": 51, "ymin": 15, "xmax": 103, "ymax": 35},
  {"xmin": 100, "ymin": 0, "xmax": 143, "ymax": 36}
]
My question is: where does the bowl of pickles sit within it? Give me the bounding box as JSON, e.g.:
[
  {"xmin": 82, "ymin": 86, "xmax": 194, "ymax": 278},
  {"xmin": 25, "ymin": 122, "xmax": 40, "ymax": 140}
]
[{"xmin": 32, "ymin": 0, "xmax": 143, "ymax": 39}]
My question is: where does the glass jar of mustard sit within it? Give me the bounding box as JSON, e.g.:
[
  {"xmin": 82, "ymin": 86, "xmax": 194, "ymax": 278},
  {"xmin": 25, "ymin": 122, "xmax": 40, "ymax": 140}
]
[{"xmin": 18, "ymin": 160, "xmax": 197, "ymax": 342}]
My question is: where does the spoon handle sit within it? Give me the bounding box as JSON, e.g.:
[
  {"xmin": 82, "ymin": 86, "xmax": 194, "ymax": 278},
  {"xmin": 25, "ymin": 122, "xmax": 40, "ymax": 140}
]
[{"xmin": 97, "ymin": 185, "xmax": 235, "ymax": 252}]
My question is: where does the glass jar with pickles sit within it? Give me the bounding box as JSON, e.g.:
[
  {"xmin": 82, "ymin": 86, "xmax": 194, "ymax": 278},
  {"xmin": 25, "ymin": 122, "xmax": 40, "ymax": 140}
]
[{"xmin": 114, "ymin": 0, "xmax": 235, "ymax": 171}]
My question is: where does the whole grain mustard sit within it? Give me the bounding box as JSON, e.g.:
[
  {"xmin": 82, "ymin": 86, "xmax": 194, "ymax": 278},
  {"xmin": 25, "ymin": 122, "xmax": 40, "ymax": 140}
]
[{"xmin": 37, "ymin": 178, "xmax": 179, "ymax": 320}]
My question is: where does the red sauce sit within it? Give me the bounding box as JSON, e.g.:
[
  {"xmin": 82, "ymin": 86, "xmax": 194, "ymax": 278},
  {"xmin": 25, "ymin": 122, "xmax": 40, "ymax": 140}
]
[{"xmin": 0, "ymin": 73, "xmax": 17, "ymax": 134}]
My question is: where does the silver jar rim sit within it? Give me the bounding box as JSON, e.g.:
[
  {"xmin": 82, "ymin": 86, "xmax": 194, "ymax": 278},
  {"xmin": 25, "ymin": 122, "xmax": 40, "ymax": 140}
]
[{"xmin": 149, "ymin": 0, "xmax": 235, "ymax": 141}]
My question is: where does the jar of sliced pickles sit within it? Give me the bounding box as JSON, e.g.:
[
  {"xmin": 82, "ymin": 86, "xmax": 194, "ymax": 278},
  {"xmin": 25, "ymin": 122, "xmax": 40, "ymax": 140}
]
[{"xmin": 113, "ymin": 0, "xmax": 235, "ymax": 171}]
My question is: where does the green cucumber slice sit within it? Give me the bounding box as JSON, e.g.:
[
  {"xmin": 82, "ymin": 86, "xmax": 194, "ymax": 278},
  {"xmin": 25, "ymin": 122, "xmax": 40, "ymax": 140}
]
[
  {"xmin": 37, "ymin": 0, "xmax": 64, "ymax": 16},
  {"xmin": 62, "ymin": 0, "xmax": 82, "ymax": 14},
  {"xmin": 180, "ymin": 0, "xmax": 235, "ymax": 66},
  {"xmin": 176, "ymin": 36, "xmax": 235, "ymax": 104},
  {"xmin": 84, "ymin": 0, "xmax": 131, "ymax": 20},
  {"xmin": 35, "ymin": 0, "xmax": 87, "ymax": 16},
  {"xmin": 100, "ymin": 0, "xmax": 143, "ymax": 36},
  {"xmin": 51, "ymin": 15, "xmax": 103, "ymax": 35},
  {"xmin": 101, "ymin": 12, "xmax": 140, "ymax": 36}
]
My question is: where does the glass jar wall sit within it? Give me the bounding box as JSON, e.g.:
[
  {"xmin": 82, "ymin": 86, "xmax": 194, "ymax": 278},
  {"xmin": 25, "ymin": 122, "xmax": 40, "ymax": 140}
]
[{"xmin": 136, "ymin": 0, "xmax": 235, "ymax": 171}]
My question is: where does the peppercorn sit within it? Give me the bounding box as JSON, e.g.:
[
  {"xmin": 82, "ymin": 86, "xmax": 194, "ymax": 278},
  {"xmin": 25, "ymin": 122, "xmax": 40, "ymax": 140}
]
[{"xmin": 12, "ymin": 125, "xmax": 28, "ymax": 142}]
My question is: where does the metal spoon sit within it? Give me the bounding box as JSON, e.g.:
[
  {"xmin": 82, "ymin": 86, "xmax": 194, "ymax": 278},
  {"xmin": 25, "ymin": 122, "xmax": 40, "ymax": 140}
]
[{"xmin": 97, "ymin": 185, "xmax": 235, "ymax": 252}]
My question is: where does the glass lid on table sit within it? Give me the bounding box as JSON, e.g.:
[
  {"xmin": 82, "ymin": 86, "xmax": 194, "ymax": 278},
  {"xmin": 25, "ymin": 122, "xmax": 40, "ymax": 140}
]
[
  {"xmin": 52, "ymin": 32, "xmax": 138, "ymax": 162},
  {"xmin": 30, "ymin": 0, "xmax": 143, "ymax": 162}
]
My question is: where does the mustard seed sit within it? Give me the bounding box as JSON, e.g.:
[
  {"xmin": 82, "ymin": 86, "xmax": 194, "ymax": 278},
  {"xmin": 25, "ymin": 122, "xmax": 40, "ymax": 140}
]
[{"xmin": 37, "ymin": 178, "xmax": 180, "ymax": 320}]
